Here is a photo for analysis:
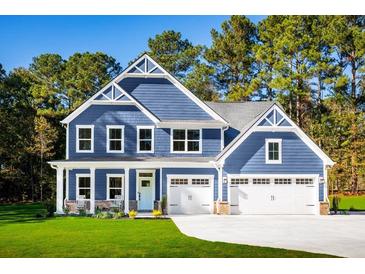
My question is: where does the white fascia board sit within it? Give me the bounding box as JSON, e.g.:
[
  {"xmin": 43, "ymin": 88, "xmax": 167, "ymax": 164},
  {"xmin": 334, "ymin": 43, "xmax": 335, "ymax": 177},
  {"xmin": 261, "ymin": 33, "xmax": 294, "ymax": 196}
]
[
  {"xmin": 156, "ymin": 121, "xmax": 225, "ymax": 129},
  {"xmin": 113, "ymin": 83, "xmax": 160, "ymax": 124},
  {"xmin": 217, "ymin": 104, "xmax": 335, "ymax": 166},
  {"xmin": 47, "ymin": 160, "xmax": 215, "ymax": 169}
]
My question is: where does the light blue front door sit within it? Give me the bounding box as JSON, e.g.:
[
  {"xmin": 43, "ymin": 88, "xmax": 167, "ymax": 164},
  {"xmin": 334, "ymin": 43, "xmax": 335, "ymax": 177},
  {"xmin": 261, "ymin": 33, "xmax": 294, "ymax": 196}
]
[{"xmin": 138, "ymin": 176, "xmax": 154, "ymax": 210}]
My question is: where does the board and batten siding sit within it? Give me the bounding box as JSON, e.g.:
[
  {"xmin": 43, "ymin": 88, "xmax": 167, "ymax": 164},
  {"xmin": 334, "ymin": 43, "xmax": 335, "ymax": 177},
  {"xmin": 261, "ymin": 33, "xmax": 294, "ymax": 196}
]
[
  {"xmin": 68, "ymin": 105, "xmax": 221, "ymax": 159},
  {"xmin": 118, "ymin": 77, "xmax": 213, "ymax": 120},
  {"xmin": 223, "ymin": 131, "xmax": 324, "ymax": 176},
  {"xmin": 161, "ymin": 168, "xmax": 218, "ymax": 200}
]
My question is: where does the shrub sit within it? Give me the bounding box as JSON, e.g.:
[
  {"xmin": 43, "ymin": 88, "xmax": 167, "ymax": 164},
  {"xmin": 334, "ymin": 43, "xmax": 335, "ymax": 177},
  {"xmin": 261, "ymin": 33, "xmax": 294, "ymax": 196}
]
[
  {"xmin": 161, "ymin": 195, "xmax": 167, "ymax": 215},
  {"xmin": 63, "ymin": 205, "xmax": 70, "ymax": 216},
  {"xmin": 129, "ymin": 210, "xmax": 137, "ymax": 219},
  {"xmin": 43, "ymin": 200, "xmax": 56, "ymax": 217},
  {"xmin": 332, "ymin": 195, "xmax": 341, "ymax": 214},
  {"xmin": 78, "ymin": 209, "xmax": 87, "ymax": 216},
  {"xmin": 152, "ymin": 209, "xmax": 162, "ymax": 218},
  {"xmin": 113, "ymin": 212, "xmax": 125, "ymax": 219},
  {"xmin": 111, "ymin": 207, "xmax": 120, "ymax": 214}
]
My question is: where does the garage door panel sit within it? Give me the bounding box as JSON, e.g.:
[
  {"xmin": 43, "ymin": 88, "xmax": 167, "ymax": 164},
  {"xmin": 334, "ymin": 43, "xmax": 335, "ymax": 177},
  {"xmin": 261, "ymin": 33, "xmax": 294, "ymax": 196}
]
[
  {"xmin": 229, "ymin": 176, "xmax": 318, "ymax": 215},
  {"xmin": 168, "ymin": 176, "xmax": 213, "ymax": 214}
]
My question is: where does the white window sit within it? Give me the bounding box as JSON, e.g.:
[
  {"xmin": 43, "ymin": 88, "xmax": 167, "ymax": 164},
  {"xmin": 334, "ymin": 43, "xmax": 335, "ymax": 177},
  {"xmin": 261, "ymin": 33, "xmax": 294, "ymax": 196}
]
[
  {"xmin": 107, "ymin": 174, "xmax": 124, "ymax": 200},
  {"xmin": 265, "ymin": 138, "xmax": 282, "ymax": 164},
  {"xmin": 77, "ymin": 174, "xmax": 91, "ymax": 200},
  {"xmin": 274, "ymin": 178, "xmax": 292, "ymax": 184},
  {"xmin": 253, "ymin": 178, "xmax": 270, "ymax": 184},
  {"xmin": 170, "ymin": 178, "xmax": 188, "ymax": 185},
  {"xmin": 137, "ymin": 126, "xmax": 154, "ymax": 153},
  {"xmin": 76, "ymin": 125, "xmax": 94, "ymax": 153},
  {"xmin": 106, "ymin": 125, "xmax": 124, "ymax": 153},
  {"xmin": 231, "ymin": 178, "xmax": 249, "ymax": 185},
  {"xmin": 296, "ymin": 178, "xmax": 314, "ymax": 185},
  {"xmin": 192, "ymin": 178, "xmax": 210, "ymax": 185},
  {"xmin": 171, "ymin": 129, "xmax": 201, "ymax": 153}
]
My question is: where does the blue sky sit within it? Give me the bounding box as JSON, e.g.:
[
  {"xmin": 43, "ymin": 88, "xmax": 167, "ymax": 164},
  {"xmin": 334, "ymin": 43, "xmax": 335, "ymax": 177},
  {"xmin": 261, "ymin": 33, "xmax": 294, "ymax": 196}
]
[{"xmin": 0, "ymin": 16, "xmax": 265, "ymax": 72}]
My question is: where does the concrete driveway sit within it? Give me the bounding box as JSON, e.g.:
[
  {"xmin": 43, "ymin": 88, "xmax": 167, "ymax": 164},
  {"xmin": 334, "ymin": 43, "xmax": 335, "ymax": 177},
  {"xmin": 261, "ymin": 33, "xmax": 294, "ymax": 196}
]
[{"xmin": 172, "ymin": 215, "xmax": 365, "ymax": 257}]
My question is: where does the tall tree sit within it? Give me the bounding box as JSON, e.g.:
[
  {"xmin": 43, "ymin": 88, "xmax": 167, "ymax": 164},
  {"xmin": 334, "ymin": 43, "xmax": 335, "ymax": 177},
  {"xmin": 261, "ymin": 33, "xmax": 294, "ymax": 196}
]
[
  {"xmin": 62, "ymin": 52, "xmax": 122, "ymax": 111},
  {"xmin": 184, "ymin": 63, "xmax": 220, "ymax": 101},
  {"xmin": 205, "ymin": 15, "xmax": 258, "ymax": 101},
  {"xmin": 147, "ymin": 30, "xmax": 202, "ymax": 78}
]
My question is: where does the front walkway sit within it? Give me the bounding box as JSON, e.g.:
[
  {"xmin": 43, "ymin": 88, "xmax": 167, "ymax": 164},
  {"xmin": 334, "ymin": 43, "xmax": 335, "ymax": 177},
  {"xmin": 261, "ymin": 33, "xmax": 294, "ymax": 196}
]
[{"xmin": 172, "ymin": 215, "xmax": 365, "ymax": 257}]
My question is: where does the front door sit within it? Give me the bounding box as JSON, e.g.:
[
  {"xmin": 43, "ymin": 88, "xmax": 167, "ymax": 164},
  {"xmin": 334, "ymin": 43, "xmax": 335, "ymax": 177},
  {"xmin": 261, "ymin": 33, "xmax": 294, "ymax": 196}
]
[{"xmin": 138, "ymin": 172, "xmax": 154, "ymax": 211}]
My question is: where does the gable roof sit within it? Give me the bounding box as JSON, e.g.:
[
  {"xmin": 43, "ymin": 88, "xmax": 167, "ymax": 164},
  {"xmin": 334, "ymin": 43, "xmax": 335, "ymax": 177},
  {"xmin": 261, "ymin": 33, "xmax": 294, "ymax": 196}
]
[
  {"xmin": 215, "ymin": 102, "xmax": 334, "ymax": 166},
  {"xmin": 61, "ymin": 53, "xmax": 228, "ymax": 125},
  {"xmin": 206, "ymin": 101, "xmax": 275, "ymax": 130}
]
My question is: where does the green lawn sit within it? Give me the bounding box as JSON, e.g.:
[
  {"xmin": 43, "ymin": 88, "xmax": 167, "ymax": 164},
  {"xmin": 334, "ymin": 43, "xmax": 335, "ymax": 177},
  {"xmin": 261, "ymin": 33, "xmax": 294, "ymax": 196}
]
[
  {"xmin": 0, "ymin": 203, "xmax": 335, "ymax": 258},
  {"xmin": 329, "ymin": 194, "xmax": 365, "ymax": 210}
]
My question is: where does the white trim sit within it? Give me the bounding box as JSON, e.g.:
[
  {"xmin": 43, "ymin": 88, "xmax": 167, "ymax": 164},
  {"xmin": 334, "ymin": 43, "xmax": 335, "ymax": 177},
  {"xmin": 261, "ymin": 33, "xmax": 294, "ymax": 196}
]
[
  {"xmin": 156, "ymin": 121, "xmax": 225, "ymax": 129},
  {"xmin": 76, "ymin": 125, "xmax": 94, "ymax": 153},
  {"xmin": 76, "ymin": 173, "xmax": 91, "ymax": 201},
  {"xmin": 124, "ymin": 168, "xmax": 130, "ymax": 214},
  {"xmin": 170, "ymin": 128, "xmax": 202, "ymax": 154},
  {"xmin": 216, "ymin": 104, "xmax": 334, "ymax": 166},
  {"xmin": 65, "ymin": 168, "xmax": 69, "ymax": 200},
  {"xmin": 106, "ymin": 125, "xmax": 125, "ymax": 153},
  {"xmin": 159, "ymin": 167, "xmax": 162, "ymax": 201},
  {"xmin": 265, "ymin": 138, "xmax": 282, "ymax": 164},
  {"xmin": 66, "ymin": 124, "xmax": 69, "ymax": 159},
  {"xmin": 136, "ymin": 125, "xmax": 155, "ymax": 153},
  {"xmin": 166, "ymin": 174, "xmax": 215, "ymax": 214},
  {"xmin": 136, "ymin": 169, "xmax": 156, "ymax": 210},
  {"xmin": 106, "ymin": 174, "xmax": 125, "ymax": 201},
  {"xmin": 90, "ymin": 100, "xmax": 134, "ymax": 106},
  {"xmin": 56, "ymin": 167, "xmax": 64, "ymax": 214},
  {"xmin": 48, "ymin": 160, "xmax": 215, "ymax": 169},
  {"xmin": 90, "ymin": 168, "xmax": 96, "ymax": 214}
]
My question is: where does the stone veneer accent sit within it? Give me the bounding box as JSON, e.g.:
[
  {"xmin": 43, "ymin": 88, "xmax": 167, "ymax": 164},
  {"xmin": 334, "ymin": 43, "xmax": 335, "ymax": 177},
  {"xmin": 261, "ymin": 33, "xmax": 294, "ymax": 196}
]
[
  {"xmin": 65, "ymin": 200, "xmax": 118, "ymax": 213},
  {"xmin": 214, "ymin": 201, "xmax": 230, "ymax": 215},
  {"xmin": 320, "ymin": 202, "xmax": 330, "ymax": 215}
]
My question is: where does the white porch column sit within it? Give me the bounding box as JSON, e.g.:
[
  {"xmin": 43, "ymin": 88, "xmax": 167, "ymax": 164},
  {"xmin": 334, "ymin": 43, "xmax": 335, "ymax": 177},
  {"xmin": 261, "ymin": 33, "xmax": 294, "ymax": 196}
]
[
  {"xmin": 56, "ymin": 167, "xmax": 64, "ymax": 214},
  {"xmin": 124, "ymin": 168, "xmax": 130, "ymax": 214},
  {"xmin": 90, "ymin": 168, "xmax": 96, "ymax": 214},
  {"xmin": 65, "ymin": 168, "xmax": 69, "ymax": 201},
  {"xmin": 159, "ymin": 168, "xmax": 162, "ymax": 200},
  {"xmin": 218, "ymin": 167, "xmax": 223, "ymax": 201}
]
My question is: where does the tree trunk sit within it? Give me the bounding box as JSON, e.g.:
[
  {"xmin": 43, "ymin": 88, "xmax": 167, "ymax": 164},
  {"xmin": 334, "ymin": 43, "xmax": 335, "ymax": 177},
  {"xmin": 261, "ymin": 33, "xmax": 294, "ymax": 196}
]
[
  {"xmin": 351, "ymin": 151, "xmax": 358, "ymax": 194},
  {"xmin": 296, "ymin": 94, "xmax": 301, "ymax": 126},
  {"xmin": 351, "ymin": 56, "xmax": 356, "ymax": 99}
]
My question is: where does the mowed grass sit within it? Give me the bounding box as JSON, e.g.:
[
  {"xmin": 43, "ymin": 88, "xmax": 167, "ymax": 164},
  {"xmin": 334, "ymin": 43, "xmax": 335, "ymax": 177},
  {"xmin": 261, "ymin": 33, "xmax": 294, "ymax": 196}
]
[
  {"xmin": 0, "ymin": 203, "xmax": 335, "ymax": 258},
  {"xmin": 329, "ymin": 194, "xmax": 365, "ymax": 210}
]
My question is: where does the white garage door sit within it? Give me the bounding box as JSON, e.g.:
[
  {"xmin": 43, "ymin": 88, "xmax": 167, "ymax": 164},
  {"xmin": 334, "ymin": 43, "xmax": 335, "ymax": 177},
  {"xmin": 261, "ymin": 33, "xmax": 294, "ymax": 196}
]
[
  {"xmin": 168, "ymin": 175, "xmax": 214, "ymax": 214},
  {"xmin": 229, "ymin": 176, "xmax": 318, "ymax": 215}
]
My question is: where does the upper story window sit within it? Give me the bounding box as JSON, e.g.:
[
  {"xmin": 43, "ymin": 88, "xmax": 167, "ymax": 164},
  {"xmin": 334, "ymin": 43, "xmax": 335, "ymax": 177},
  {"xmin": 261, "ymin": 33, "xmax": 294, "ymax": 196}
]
[
  {"xmin": 171, "ymin": 129, "xmax": 201, "ymax": 153},
  {"xmin": 106, "ymin": 125, "xmax": 124, "ymax": 153},
  {"xmin": 265, "ymin": 138, "xmax": 282, "ymax": 164},
  {"xmin": 137, "ymin": 126, "xmax": 154, "ymax": 153},
  {"xmin": 76, "ymin": 125, "xmax": 94, "ymax": 153},
  {"xmin": 77, "ymin": 174, "xmax": 91, "ymax": 200}
]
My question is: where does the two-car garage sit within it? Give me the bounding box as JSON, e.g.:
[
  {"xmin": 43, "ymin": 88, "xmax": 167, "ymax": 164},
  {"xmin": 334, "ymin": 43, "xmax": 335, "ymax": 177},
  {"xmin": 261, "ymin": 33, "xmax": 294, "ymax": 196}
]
[{"xmin": 229, "ymin": 175, "xmax": 319, "ymax": 215}]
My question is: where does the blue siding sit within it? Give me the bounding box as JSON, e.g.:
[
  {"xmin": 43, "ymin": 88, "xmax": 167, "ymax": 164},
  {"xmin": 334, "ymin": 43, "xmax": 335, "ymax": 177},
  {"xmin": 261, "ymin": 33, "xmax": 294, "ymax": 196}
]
[
  {"xmin": 69, "ymin": 169, "xmax": 89, "ymax": 200},
  {"xmin": 118, "ymin": 78, "xmax": 213, "ymax": 120},
  {"xmin": 161, "ymin": 168, "xmax": 218, "ymax": 200},
  {"xmin": 224, "ymin": 131, "xmax": 324, "ymax": 176},
  {"xmin": 129, "ymin": 169, "xmax": 136, "ymax": 200},
  {"xmin": 155, "ymin": 169, "xmax": 160, "ymax": 200},
  {"xmin": 224, "ymin": 127, "xmax": 240, "ymax": 146},
  {"xmin": 69, "ymin": 105, "xmax": 221, "ymax": 159}
]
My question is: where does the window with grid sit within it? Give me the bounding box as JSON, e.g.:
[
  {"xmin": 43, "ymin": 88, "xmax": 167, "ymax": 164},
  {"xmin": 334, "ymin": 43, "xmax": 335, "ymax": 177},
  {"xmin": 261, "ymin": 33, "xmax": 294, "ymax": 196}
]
[
  {"xmin": 274, "ymin": 178, "xmax": 292, "ymax": 184},
  {"xmin": 172, "ymin": 129, "xmax": 200, "ymax": 152},
  {"xmin": 138, "ymin": 127, "xmax": 153, "ymax": 152},
  {"xmin": 231, "ymin": 178, "xmax": 249, "ymax": 185},
  {"xmin": 108, "ymin": 176, "xmax": 123, "ymax": 200},
  {"xmin": 107, "ymin": 126, "xmax": 124, "ymax": 152},
  {"xmin": 77, "ymin": 126, "xmax": 93, "ymax": 152},
  {"xmin": 265, "ymin": 139, "xmax": 282, "ymax": 164},
  {"xmin": 78, "ymin": 176, "xmax": 90, "ymax": 199},
  {"xmin": 253, "ymin": 178, "xmax": 270, "ymax": 184},
  {"xmin": 170, "ymin": 178, "xmax": 188, "ymax": 185},
  {"xmin": 192, "ymin": 178, "xmax": 210, "ymax": 185},
  {"xmin": 296, "ymin": 178, "xmax": 314, "ymax": 185}
]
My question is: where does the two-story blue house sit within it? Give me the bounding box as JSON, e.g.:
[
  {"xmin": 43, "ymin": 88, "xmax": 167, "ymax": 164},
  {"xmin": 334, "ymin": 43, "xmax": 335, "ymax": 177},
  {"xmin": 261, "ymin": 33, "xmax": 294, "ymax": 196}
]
[{"xmin": 49, "ymin": 53, "xmax": 334, "ymax": 215}]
